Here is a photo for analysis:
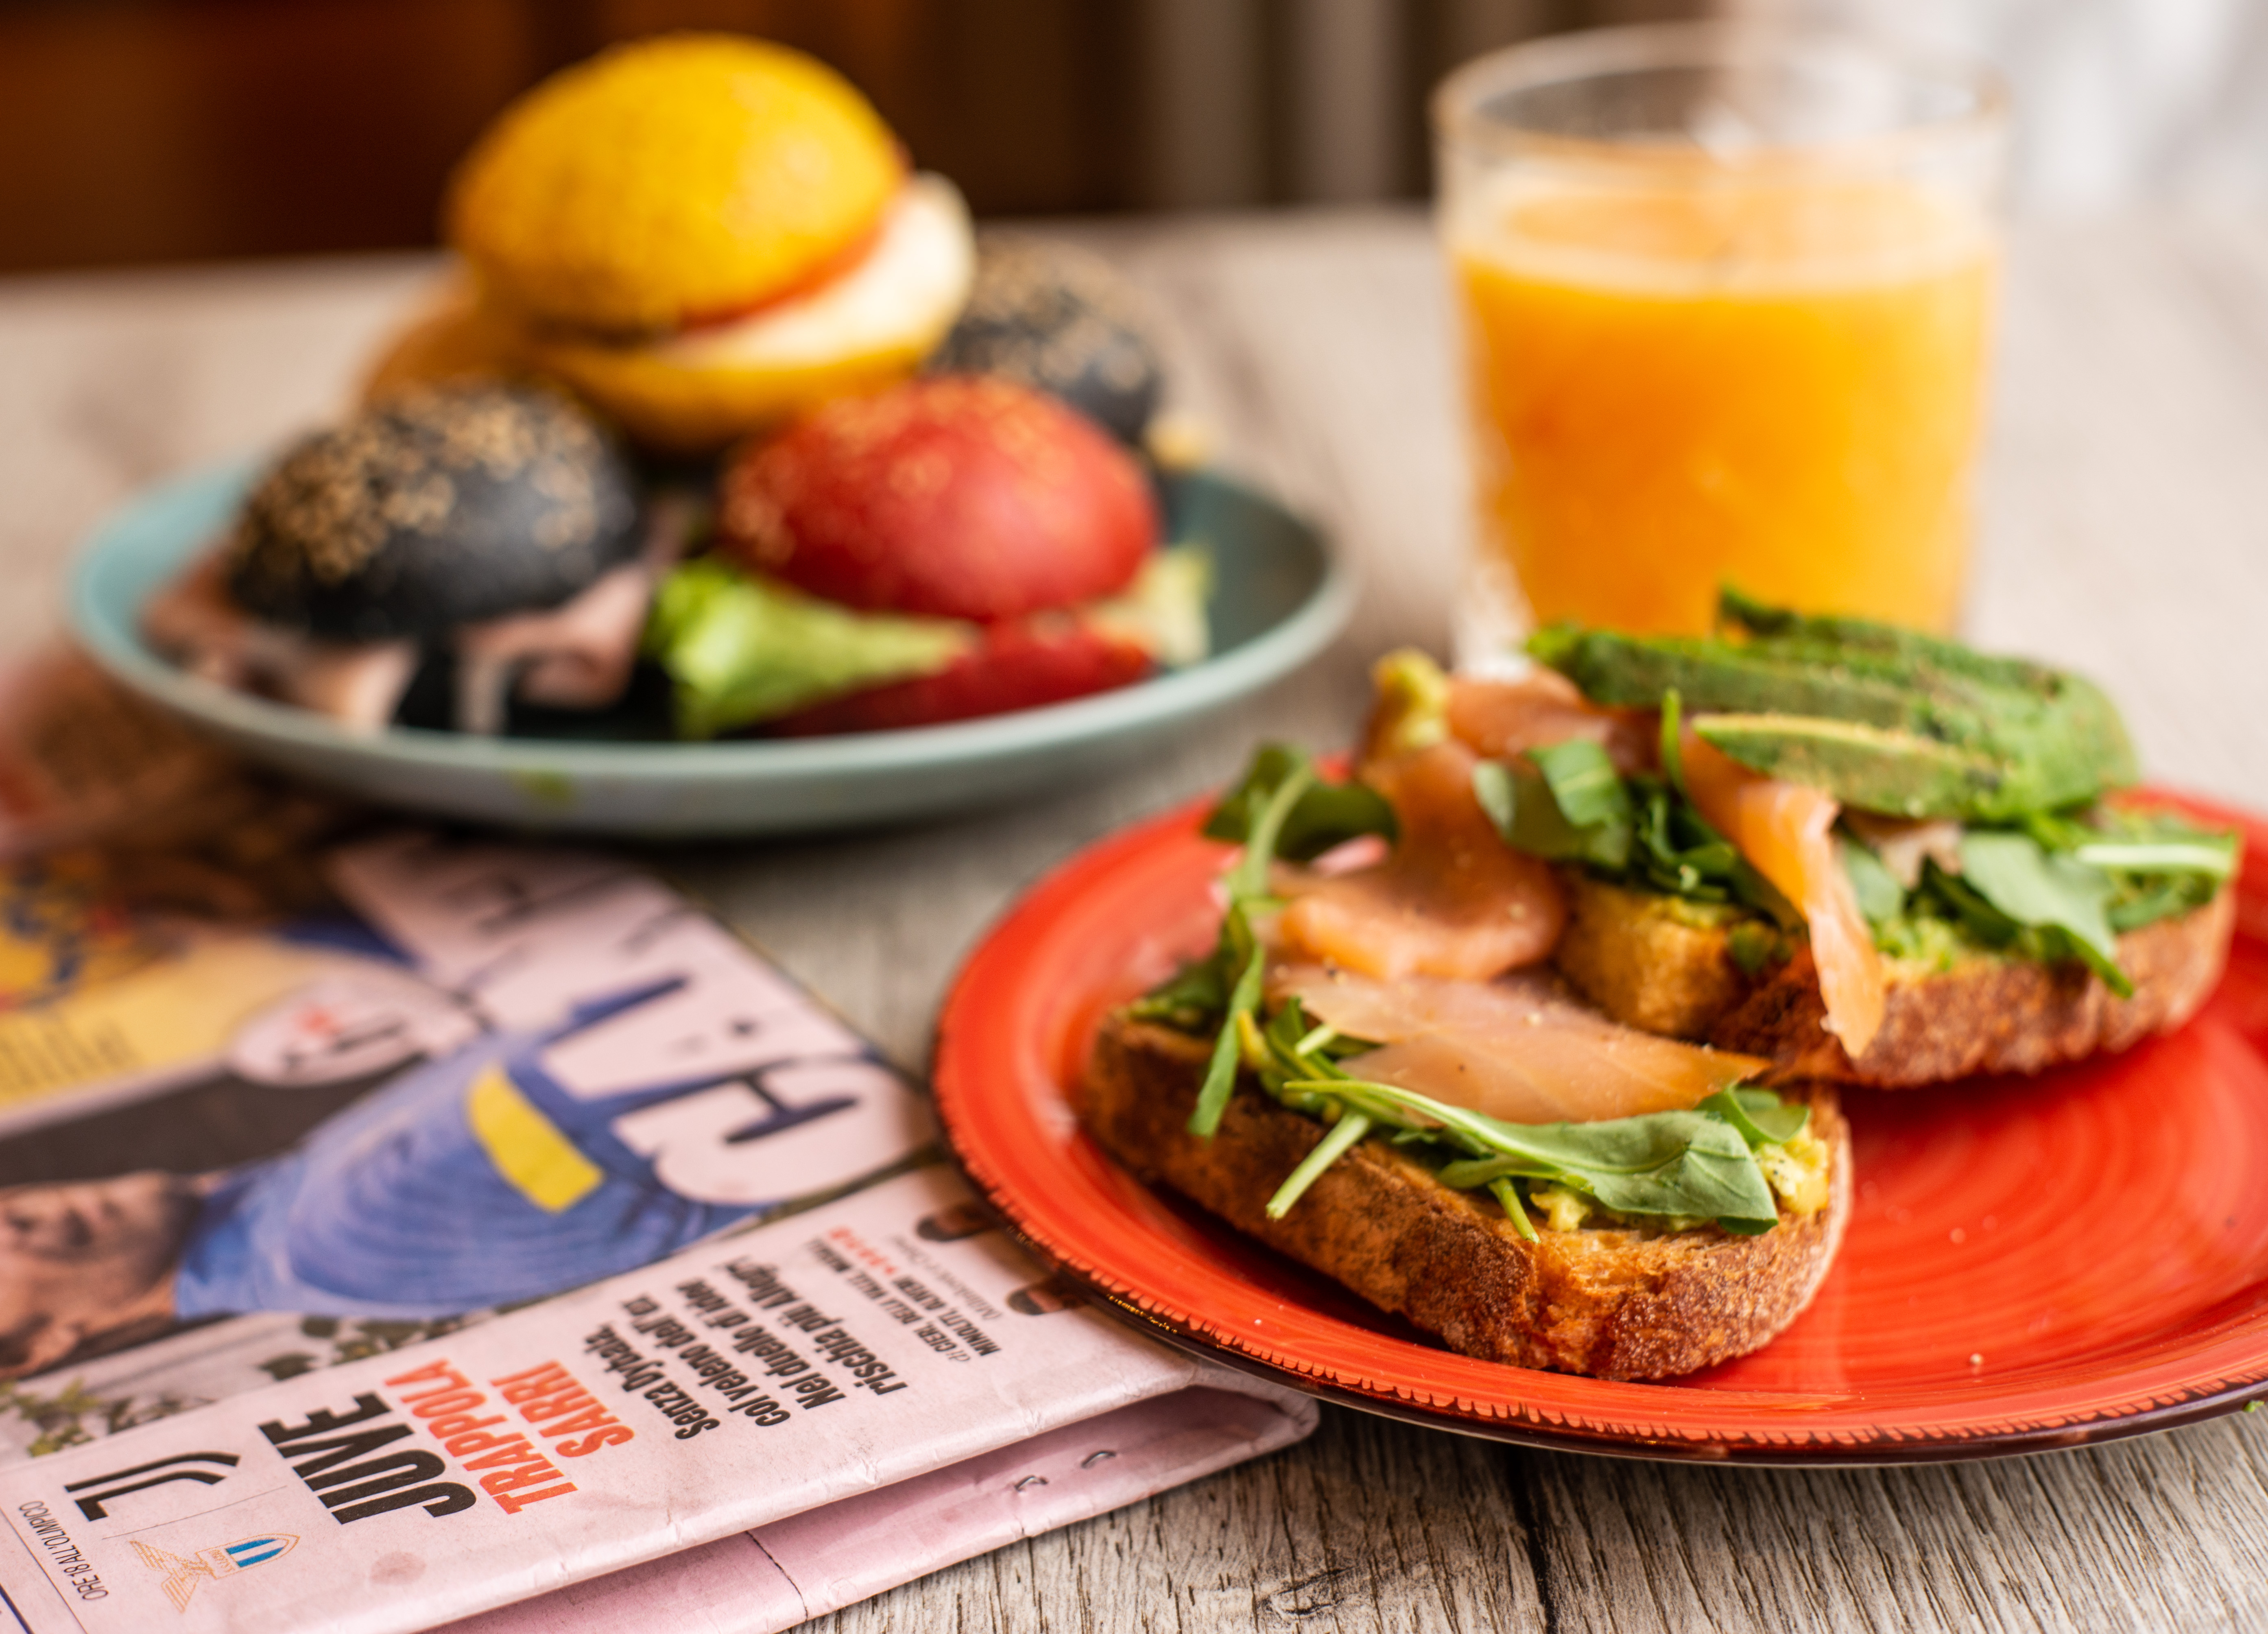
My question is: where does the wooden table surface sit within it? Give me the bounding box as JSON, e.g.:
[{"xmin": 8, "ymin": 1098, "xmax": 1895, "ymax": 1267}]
[{"xmin": 6, "ymin": 210, "xmax": 2268, "ymax": 1632}]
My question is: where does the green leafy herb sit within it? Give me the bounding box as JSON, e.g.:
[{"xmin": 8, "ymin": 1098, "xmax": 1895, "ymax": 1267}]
[
  {"xmin": 1659, "ymin": 686, "xmax": 1688, "ymax": 795},
  {"xmin": 1701, "ymin": 1087, "xmax": 1810, "ymax": 1148},
  {"xmin": 1471, "ymin": 758, "xmax": 1632, "ymax": 871},
  {"xmin": 1264, "ymin": 1111, "xmax": 1374, "ymax": 1219},
  {"xmin": 1229, "ymin": 995, "xmax": 1795, "ymax": 1234},
  {"xmin": 1530, "ymin": 740, "xmax": 1632, "ymax": 831},
  {"xmin": 1152, "ymin": 743, "xmax": 1405, "ymax": 1136},
  {"xmin": 1351, "ymin": 1086, "xmax": 1784, "ymax": 1232},
  {"xmin": 1125, "ymin": 955, "xmax": 1228, "ymax": 1032},
  {"xmin": 1489, "ymin": 1177, "xmax": 1539, "ymax": 1241},
  {"xmin": 1953, "ymin": 830, "xmax": 2132, "ymax": 996},
  {"xmin": 1201, "ymin": 745, "xmax": 1397, "ymax": 863},
  {"xmin": 2068, "ymin": 838, "xmax": 2237, "ymax": 879},
  {"xmin": 1187, "ymin": 758, "xmax": 1314, "ymax": 1136},
  {"xmin": 1840, "ymin": 838, "xmax": 1907, "ymax": 926},
  {"xmin": 1620, "ymin": 776, "xmax": 1799, "ymax": 924}
]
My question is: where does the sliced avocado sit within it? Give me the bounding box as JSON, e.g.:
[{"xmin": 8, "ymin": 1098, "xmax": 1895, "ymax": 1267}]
[
  {"xmin": 1532, "ymin": 590, "xmax": 2140, "ymax": 821},
  {"xmin": 1714, "ymin": 585, "xmax": 2057, "ymax": 693},
  {"xmin": 1528, "ymin": 625, "xmax": 1981, "ymax": 737},
  {"xmin": 1693, "ymin": 714, "xmax": 2006, "ymax": 819}
]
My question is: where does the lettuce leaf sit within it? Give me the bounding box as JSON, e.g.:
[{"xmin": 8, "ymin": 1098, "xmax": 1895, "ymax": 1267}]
[{"xmin": 644, "ymin": 560, "xmax": 971, "ymax": 740}]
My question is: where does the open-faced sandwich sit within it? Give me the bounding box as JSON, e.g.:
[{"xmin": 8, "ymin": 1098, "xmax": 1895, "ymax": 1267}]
[
  {"xmin": 1085, "ymin": 591, "xmax": 2240, "ymax": 1379},
  {"xmin": 1520, "ymin": 589, "xmax": 2239, "ymax": 1083}
]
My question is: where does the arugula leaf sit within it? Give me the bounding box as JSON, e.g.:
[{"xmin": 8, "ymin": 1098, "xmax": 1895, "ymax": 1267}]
[
  {"xmin": 1531, "ymin": 740, "xmax": 1632, "ymax": 831},
  {"xmin": 1472, "ymin": 758, "xmax": 1633, "ymax": 870},
  {"xmin": 1188, "ymin": 904, "xmax": 1267, "ymax": 1137},
  {"xmin": 1425, "ymin": 1104, "xmax": 1780, "ymax": 1229},
  {"xmin": 1181, "ymin": 741, "xmax": 1411, "ymax": 1136},
  {"xmin": 1241, "ymin": 999, "xmax": 1797, "ymax": 1233},
  {"xmin": 1201, "ymin": 745, "xmax": 1398, "ymax": 863},
  {"xmin": 1956, "ymin": 830, "xmax": 2132, "ymax": 996},
  {"xmin": 1702, "ymin": 1088, "xmax": 1810, "ymax": 1148},
  {"xmin": 1125, "ymin": 955, "xmax": 1228, "ymax": 1031},
  {"xmin": 1264, "ymin": 1111, "xmax": 1375, "ymax": 1219},
  {"xmin": 1840, "ymin": 838, "xmax": 1907, "ymax": 926},
  {"xmin": 2069, "ymin": 837, "xmax": 2237, "ymax": 879},
  {"xmin": 1283, "ymin": 1077, "xmax": 1783, "ymax": 1231},
  {"xmin": 1659, "ymin": 686, "xmax": 1688, "ymax": 795}
]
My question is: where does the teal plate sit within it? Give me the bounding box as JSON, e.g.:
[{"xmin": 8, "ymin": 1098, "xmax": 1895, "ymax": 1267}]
[{"xmin": 69, "ymin": 462, "xmax": 1351, "ymax": 836}]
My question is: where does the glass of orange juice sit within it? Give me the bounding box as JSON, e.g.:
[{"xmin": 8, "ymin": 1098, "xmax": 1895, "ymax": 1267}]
[{"xmin": 1434, "ymin": 24, "xmax": 2006, "ymax": 647}]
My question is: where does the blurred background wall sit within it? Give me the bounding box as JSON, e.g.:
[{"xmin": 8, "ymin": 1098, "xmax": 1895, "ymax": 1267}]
[{"xmin": 3, "ymin": 0, "xmax": 2263, "ymax": 274}]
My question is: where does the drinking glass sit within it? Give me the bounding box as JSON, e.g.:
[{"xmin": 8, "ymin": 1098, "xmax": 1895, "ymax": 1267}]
[{"xmin": 1434, "ymin": 23, "xmax": 2006, "ymax": 651}]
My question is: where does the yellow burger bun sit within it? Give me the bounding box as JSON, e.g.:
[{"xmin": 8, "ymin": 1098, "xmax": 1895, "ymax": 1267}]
[
  {"xmin": 360, "ymin": 280, "xmax": 530, "ymax": 402},
  {"xmin": 447, "ymin": 34, "xmax": 904, "ymax": 335},
  {"xmin": 522, "ymin": 173, "xmax": 975, "ymax": 455}
]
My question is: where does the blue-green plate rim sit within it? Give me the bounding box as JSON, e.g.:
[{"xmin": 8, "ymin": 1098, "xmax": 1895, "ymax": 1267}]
[{"xmin": 68, "ymin": 459, "xmax": 1355, "ymax": 784}]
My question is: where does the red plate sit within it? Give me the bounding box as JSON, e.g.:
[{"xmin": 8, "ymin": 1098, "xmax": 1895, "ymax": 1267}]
[{"xmin": 934, "ymin": 788, "xmax": 2268, "ymax": 1463}]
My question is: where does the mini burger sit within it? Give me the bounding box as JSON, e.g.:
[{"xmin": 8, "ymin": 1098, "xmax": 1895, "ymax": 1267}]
[
  {"xmin": 644, "ymin": 375, "xmax": 1209, "ymax": 738},
  {"xmin": 928, "ymin": 236, "xmax": 1168, "ymax": 448},
  {"xmin": 370, "ymin": 34, "xmax": 975, "ymax": 457},
  {"xmin": 144, "ymin": 383, "xmax": 668, "ymax": 734}
]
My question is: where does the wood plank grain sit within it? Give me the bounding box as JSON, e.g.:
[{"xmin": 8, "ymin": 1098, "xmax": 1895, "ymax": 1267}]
[
  {"xmin": 5, "ymin": 212, "xmax": 2268, "ymax": 1634},
  {"xmin": 799, "ymin": 1406, "xmax": 1550, "ymax": 1634}
]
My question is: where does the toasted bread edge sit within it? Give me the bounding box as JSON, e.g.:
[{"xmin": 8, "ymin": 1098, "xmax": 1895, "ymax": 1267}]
[
  {"xmin": 1082, "ymin": 1015, "xmax": 1851, "ymax": 1382},
  {"xmin": 1555, "ymin": 874, "xmax": 2236, "ymax": 1087}
]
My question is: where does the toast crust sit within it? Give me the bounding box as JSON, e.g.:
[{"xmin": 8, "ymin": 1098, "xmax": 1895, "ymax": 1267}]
[
  {"xmin": 1083, "ymin": 1015, "xmax": 1851, "ymax": 1382},
  {"xmin": 1554, "ymin": 874, "xmax": 2236, "ymax": 1088}
]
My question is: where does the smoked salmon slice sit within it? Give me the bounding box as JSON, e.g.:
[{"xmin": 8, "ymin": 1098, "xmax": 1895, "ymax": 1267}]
[
  {"xmin": 1272, "ymin": 965, "xmax": 1768, "ymax": 1125},
  {"xmin": 1444, "ymin": 670, "xmax": 1654, "ymax": 774},
  {"xmin": 1275, "ymin": 741, "xmax": 1565, "ymax": 981},
  {"xmin": 1680, "ymin": 732, "xmax": 1886, "ymax": 1058}
]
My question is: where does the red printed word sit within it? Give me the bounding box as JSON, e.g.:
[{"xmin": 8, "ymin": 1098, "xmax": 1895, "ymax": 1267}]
[{"xmin": 384, "ymin": 1359, "xmax": 595, "ymax": 1516}]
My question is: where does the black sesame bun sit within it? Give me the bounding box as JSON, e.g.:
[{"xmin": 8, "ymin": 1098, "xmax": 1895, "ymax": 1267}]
[
  {"xmin": 227, "ymin": 384, "xmax": 642, "ymax": 642},
  {"xmin": 926, "ymin": 236, "xmax": 1165, "ymax": 446}
]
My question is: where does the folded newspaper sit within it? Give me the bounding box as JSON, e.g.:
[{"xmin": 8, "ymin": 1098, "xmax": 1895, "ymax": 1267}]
[{"xmin": 0, "ymin": 656, "xmax": 1316, "ymax": 1634}]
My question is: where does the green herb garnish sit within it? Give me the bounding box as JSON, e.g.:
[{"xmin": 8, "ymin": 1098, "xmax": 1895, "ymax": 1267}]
[{"xmin": 1234, "ymin": 998, "xmax": 1798, "ymax": 1236}]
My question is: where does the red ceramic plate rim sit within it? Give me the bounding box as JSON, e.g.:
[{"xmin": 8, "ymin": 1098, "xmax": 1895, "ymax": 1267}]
[{"xmin": 933, "ymin": 786, "xmax": 2268, "ymax": 1465}]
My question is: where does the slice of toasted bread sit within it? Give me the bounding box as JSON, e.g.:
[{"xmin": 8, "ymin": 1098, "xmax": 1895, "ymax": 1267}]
[
  {"xmin": 1083, "ymin": 1015, "xmax": 1851, "ymax": 1381},
  {"xmin": 1553, "ymin": 874, "xmax": 2235, "ymax": 1088}
]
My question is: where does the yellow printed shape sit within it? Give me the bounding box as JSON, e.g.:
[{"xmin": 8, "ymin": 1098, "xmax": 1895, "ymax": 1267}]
[
  {"xmin": 466, "ymin": 1063, "xmax": 603, "ymax": 1213},
  {"xmin": 0, "ymin": 935, "xmax": 389, "ymax": 1111}
]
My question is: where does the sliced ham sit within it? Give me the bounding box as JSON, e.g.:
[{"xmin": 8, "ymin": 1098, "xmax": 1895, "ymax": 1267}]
[
  {"xmin": 1275, "ymin": 740, "xmax": 1565, "ymax": 981},
  {"xmin": 1272, "ymin": 965, "xmax": 1768, "ymax": 1125},
  {"xmin": 1681, "ymin": 732, "xmax": 1886, "ymax": 1058},
  {"xmin": 452, "ymin": 561, "xmax": 655, "ymax": 734},
  {"xmin": 453, "ymin": 489, "xmax": 693, "ymax": 734},
  {"xmin": 142, "ymin": 553, "xmax": 417, "ymax": 733},
  {"xmin": 1443, "ymin": 670, "xmax": 1655, "ymax": 774}
]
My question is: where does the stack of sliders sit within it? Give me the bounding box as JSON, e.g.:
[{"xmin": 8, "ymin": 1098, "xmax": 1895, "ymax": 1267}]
[
  {"xmin": 146, "ymin": 35, "xmax": 1202, "ymax": 740},
  {"xmin": 1085, "ymin": 590, "xmax": 2240, "ymax": 1379}
]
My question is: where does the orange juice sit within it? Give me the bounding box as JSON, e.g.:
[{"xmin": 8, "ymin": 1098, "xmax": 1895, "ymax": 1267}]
[{"xmin": 1452, "ymin": 169, "xmax": 1995, "ymax": 635}]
